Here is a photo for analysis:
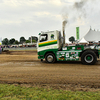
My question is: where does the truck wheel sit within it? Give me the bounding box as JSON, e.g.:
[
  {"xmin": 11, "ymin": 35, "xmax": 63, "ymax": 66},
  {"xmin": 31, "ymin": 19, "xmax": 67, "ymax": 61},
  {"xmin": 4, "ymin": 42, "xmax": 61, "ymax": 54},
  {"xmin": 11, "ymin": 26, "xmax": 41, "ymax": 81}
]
[
  {"xmin": 45, "ymin": 53, "xmax": 56, "ymax": 63},
  {"xmin": 81, "ymin": 50, "xmax": 97, "ymax": 65}
]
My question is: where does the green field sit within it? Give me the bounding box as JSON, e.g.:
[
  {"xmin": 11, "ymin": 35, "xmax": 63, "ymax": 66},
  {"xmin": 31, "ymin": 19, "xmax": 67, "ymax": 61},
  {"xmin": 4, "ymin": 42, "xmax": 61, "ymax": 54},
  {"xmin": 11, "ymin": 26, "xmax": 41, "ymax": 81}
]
[{"xmin": 0, "ymin": 84, "xmax": 100, "ymax": 100}]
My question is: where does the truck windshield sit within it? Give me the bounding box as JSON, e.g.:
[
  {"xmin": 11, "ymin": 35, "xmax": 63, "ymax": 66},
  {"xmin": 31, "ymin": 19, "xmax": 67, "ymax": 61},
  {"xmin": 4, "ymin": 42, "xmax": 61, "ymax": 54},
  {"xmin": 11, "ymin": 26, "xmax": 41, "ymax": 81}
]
[{"xmin": 39, "ymin": 34, "xmax": 48, "ymax": 42}]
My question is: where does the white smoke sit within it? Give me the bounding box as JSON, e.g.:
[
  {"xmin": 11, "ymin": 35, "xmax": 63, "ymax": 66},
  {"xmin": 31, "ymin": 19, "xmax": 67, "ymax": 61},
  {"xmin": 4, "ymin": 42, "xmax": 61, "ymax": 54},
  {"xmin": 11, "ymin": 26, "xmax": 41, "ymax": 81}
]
[
  {"xmin": 62, "ymin": 0, "xmax": 98, "ymax": 25},
  {"xmin": 61, "ymin": 0, "xmax": 100, "ymax": 40}
]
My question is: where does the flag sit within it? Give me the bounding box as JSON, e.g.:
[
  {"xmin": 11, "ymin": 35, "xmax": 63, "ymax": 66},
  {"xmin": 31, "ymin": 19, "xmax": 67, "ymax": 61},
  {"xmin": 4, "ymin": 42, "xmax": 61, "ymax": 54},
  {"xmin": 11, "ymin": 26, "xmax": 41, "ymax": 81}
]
[{"xmin": 76, "ymin": 27, "xmax": 79, "ymax": 40}]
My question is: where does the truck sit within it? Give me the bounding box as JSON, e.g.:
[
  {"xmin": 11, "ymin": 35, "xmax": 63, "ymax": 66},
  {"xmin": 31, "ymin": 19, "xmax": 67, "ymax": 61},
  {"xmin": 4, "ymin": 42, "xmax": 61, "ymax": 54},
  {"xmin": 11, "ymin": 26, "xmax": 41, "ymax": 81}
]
[{"xmin": 37, "ymin": 30, "xmax": 100, "ymax": 65}]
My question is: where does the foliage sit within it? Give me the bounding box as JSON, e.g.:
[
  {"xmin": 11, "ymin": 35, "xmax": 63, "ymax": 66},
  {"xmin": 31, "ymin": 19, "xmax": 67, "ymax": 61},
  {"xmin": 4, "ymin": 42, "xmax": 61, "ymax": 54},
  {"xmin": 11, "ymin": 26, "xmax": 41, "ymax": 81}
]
[
  {"xmin": 2, "ymin": 36, "xmax": 38, "ymax": 45},
  {"xmin": 2, "ymin": 38, "xmax": 9, "ymax": 45},
  {"xmin": 15, "ymin": 40, "xmax": 19, "ymax": 44},
  {"xmin": 32, "ymin": 40, "xmax": 36, "ymax": 43},
  {"xmin": 69, "ymin": 36, "xmax": 75, "ymax": 43},
  {"xmin": 20, "ymin": 37, "xmax": 26, "ymax": 44},
  {"xmin": 25, "ymin": 40, "xmax": 31, "ymax": 43},
  {"xmin": 9, "ymin": 38, "xmax": 15, "ymax": 45},
  {"xmin": 29, "ymin": 36, "xmax": 38, "ymax": 43},
  {"xmin": 0, "ymin": 84, "xmax": 100, "ymax": 100}
]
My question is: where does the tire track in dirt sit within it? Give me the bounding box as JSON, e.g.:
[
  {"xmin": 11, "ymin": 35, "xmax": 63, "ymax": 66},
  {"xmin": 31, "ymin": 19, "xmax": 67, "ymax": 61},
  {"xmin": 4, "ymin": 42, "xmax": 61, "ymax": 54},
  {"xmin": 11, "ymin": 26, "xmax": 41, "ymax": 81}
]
[{"xmin": 0, "ymin": 51, "xmax": 100, "ymax": 91}]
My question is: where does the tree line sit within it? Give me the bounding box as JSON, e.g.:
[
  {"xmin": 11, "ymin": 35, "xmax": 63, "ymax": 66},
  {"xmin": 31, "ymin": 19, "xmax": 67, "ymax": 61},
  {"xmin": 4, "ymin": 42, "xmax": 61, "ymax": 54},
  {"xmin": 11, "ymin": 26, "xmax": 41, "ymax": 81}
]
[
  {"xmin": 2, "ymin": 35, "xmax": 75, "ymax": 45},
  {"xmin": 2, "ymin": 36, "xmax": 38, "ymax": 45}
]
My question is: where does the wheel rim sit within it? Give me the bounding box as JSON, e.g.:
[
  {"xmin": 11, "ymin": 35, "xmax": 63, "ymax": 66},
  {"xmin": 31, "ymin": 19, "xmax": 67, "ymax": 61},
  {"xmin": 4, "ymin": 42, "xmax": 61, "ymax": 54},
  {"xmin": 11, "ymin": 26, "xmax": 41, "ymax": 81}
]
[
  {"xmin": 85, "ymin": 54, "xmax": 93, "ymax": 63},
  {"xmin": 47, "ymin": 55, "xmax": 53, "ymax": 62}
]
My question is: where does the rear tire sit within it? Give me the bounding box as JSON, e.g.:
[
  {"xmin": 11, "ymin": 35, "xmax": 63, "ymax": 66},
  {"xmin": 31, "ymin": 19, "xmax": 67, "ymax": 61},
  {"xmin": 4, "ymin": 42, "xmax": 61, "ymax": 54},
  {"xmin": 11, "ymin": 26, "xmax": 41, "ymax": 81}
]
[
  {"xmin": 81, "ymin": 50, "xmax": 97, "ymax": 65},
  {"xmin": 45, "ymin": 53, "xmax": 56, "ymax": 63}
]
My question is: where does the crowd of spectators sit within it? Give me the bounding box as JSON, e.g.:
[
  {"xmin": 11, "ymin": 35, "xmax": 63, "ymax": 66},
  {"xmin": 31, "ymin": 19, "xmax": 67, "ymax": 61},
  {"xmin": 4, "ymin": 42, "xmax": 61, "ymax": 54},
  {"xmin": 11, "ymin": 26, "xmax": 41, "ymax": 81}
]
[
  {"xmin": 66, "ymin": 42, "xmax": 100, "ymax": 48},
  {"xmin": 1, "ymin": 44, "xmax": 37, "ymax": 49}
]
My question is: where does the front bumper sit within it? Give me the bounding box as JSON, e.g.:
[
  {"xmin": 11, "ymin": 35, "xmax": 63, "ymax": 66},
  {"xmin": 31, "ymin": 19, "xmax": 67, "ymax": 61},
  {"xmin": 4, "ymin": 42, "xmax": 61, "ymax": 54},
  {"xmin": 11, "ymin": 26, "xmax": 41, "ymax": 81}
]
[{"xmin": 38, "ymin": 55, "xmax": 44, "ymax": 59}]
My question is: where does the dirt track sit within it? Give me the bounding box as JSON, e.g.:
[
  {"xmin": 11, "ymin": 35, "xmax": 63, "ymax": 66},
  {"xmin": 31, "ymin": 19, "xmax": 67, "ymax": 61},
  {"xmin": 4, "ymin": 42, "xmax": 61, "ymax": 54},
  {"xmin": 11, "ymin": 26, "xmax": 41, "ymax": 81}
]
[{"xmin": 0, "ymin": 51, "xmax": 100, "ymax": 91}]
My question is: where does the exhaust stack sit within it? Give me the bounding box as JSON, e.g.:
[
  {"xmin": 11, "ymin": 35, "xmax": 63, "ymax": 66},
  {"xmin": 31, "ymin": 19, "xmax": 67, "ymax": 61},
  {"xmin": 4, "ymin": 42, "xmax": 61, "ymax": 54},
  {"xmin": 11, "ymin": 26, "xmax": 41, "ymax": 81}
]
[{"xmin": 62, "ymin": 20, "xmax": 67, "ymax": 47}]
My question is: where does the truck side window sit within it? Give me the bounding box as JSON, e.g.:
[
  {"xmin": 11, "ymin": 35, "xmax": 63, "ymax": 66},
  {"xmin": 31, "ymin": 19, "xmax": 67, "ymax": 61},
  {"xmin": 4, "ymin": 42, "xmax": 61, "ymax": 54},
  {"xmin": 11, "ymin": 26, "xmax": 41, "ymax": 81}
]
[{"xmin": 40, "ymin": 34, "xmax": 48, "ymax": 42}]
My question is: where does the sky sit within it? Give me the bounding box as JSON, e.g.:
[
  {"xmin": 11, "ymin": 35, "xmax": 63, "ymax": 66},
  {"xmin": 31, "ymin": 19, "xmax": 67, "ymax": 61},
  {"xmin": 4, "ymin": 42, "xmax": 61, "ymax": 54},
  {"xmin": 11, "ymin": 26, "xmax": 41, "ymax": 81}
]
[{"xmin": 0, "ymin": 0, "xmax": 100, "ymax": 42}]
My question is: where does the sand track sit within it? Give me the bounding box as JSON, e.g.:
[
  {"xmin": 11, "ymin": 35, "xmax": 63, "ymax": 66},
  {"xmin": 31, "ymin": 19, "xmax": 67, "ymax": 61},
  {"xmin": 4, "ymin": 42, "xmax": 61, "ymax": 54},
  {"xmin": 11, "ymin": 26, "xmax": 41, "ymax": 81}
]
[{"xmin": 0, "ymin": 51, "xmax": 100, "ymax": 91}]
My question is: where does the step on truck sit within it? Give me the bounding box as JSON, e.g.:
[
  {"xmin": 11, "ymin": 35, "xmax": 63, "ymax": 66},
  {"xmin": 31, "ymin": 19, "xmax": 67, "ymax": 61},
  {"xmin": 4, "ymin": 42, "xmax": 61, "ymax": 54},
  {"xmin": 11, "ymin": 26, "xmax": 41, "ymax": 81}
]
[{"xmin": 37, "ymin": 30, "xmax": 100, "ymax": 65}]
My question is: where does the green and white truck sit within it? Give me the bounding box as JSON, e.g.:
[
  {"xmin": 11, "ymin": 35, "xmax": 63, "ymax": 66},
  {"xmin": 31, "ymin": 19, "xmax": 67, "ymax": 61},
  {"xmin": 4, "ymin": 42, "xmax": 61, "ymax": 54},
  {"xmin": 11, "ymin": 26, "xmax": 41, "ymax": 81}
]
[{"xmin": 37, "ymin": 30, "xmax": 100, "ymax": 65}]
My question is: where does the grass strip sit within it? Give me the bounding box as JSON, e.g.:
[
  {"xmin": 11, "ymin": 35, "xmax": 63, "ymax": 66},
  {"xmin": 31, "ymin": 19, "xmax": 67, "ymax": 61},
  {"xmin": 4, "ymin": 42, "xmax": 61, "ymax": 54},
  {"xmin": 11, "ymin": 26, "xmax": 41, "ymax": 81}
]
[{"xmin": 0, "ymin": 84, "xmax": 100, "ymax": 100}]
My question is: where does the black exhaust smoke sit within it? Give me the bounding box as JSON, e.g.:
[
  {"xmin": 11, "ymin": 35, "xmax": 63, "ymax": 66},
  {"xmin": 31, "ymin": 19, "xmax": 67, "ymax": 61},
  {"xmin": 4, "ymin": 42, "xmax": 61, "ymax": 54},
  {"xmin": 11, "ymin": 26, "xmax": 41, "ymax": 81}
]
[{"xmin": 62, "ymin": 20, "xmax": 67, "ymax": 46}]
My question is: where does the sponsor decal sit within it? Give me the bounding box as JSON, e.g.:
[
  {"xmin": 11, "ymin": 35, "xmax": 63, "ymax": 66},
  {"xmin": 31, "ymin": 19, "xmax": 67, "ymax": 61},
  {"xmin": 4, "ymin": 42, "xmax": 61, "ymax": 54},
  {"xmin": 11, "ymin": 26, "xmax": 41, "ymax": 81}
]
[
  {"xmin": 71, "ymin": 52, "xmax": 75, "ymax": 54},
  {"xmin": 51, "ymin": 34, "xmax": 54, "ymax": 39},
  {"xmin": 76, "ymin": 56, "xmax": 79, "ymax": 59},
  {"xmin": 61, "ymin": 53, "xmax": 65, "ymax": 54},
  {"xmin": 59, "ymin": 57, "xmax": 65, "ymax": 60},
  {"xmin": 63, "ymin": 48, "xmax": 67, "ymax": 50},
  {"xmin": 62, "ymin": 54, "xmax": 64, "ymax": 56},
  {"xmin": 72, "ymin": 47, "xmax": 75, "ymax": 49},
  {"xmin": 66, "ymin": 53, "xmax": 69, "ymax": 57}
]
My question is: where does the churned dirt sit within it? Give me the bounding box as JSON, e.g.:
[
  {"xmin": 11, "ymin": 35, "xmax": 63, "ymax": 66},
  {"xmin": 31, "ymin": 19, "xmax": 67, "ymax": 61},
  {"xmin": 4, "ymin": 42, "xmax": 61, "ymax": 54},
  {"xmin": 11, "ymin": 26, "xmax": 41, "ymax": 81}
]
[{"xmin": 0, "ymin": 50, "xmax": 100, "ymax": 91}]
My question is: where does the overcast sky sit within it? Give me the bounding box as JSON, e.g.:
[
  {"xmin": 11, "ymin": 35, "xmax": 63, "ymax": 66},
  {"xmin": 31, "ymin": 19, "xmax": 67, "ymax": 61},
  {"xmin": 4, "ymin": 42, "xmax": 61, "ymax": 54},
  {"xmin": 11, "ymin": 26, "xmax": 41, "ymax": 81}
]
[{"xmin": 0, "ymin": 0, "xmax": 100, "ymax": 41}]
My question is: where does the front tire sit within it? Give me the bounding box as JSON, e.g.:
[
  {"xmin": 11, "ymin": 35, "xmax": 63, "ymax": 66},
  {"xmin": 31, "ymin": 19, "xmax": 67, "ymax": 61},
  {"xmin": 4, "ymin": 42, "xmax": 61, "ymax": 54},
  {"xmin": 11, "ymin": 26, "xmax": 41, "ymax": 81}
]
[
  {"xmin": 45, "ymin": 53, "xmax": 56, "ymax": 63},
  {"xmin": 81, "ymin": 50, "xmax": 97, "ymax": 65}
]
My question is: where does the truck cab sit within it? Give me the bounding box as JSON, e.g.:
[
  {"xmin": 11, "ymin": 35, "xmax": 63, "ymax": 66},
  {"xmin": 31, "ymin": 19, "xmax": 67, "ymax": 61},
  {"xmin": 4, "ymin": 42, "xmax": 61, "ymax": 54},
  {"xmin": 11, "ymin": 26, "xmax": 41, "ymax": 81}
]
[
  {"xmin": 37, "ymin": 30, "xmax": 99, "ymax": 65},
  {"xmin": 37, "ymin": 30, "xmax": 62, "ymax": 52}
]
